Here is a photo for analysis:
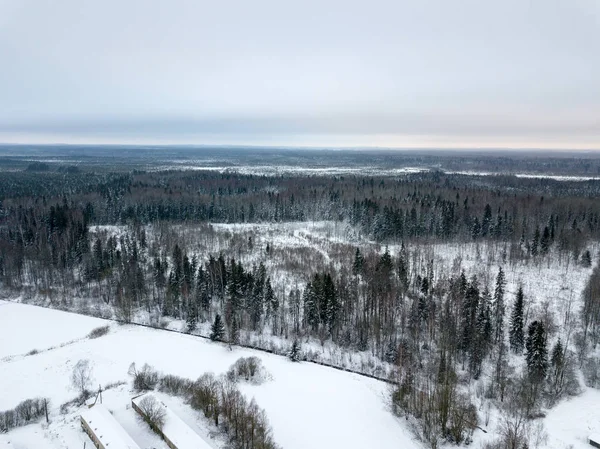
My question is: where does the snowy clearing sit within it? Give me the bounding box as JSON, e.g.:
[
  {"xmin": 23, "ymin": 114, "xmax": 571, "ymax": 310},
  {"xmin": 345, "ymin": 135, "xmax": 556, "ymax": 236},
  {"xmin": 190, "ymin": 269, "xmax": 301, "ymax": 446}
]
[
  {"xmin": 0, "ymin": 301, "xmax": 109, "ymax": 360},
  {"xmin": 0, "ymin": 302, "xmax": 418, "ymax": 449}
]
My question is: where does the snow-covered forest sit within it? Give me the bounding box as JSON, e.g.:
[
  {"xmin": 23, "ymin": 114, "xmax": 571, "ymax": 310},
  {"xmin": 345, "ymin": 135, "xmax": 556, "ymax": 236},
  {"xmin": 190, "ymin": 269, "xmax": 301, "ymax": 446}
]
[{"xmin": 2, "ymin": 150, "xmax": 600, "ymax": 449}]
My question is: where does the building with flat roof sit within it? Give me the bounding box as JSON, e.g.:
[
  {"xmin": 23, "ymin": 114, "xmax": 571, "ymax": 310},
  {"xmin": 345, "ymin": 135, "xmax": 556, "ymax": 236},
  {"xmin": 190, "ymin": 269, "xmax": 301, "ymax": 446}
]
[
  {"xmin": 80, "ymin": 404, "xmax": 140, "ymax": 449},
  {"xmin": 132, "ymin": 393, "xmax": 211, "ymax": 449}
]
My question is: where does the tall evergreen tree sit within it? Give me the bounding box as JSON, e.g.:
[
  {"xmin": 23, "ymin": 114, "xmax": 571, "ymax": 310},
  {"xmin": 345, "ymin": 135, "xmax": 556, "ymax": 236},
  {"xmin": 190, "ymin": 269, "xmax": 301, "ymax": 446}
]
[
  {"xmin": 303, "ymin": 280, "xmax": 319, "ymax": 330},
  {"xmin": 525, "ymin": 320, "xmax": 548, "ymax": 383},
  {"xmin": 509, "ymin": 285, "xmax": 525, "ymax": 353},
  {"xmin": 531, "ymin": 228, "xmax": 540, "ymax": 256},
  {"xmin": 550, "ymin": 338, "xmax": 564, "ymax": 377},
  {"xmin": 540, "ymin": 226, "xmax": 551, "ymax": 254},
  {"xmin": 470, "ymin": 286, "xmax": 491, "ymax": 378},
  {"xmin": 493, "ymin": 267, "xmax": 506, "ymax": 343},
  {"xmin": 210, "ymin": 314, "xmax": 225, "ymax": 341},
  {"xmin": 264, "ymin": 277, "xmax": 277, "ymax": 318},
  {"xmin": 352, "ymin": 247, "xmax": 364, "ymax": 276},
  {"xmin": 185, "ymin": 300, "xmax": 197, "ymax": 333},
  {"xmin": 229, "ymin": 314, "xmax": 240, "ymax": 345},
  {"xmin": 461, "ymin": 275, "xmax": 480, "ymax": 358},
  {"xmin": 397, "ymin": 243, "xmax": 409, "ymax": 290}
]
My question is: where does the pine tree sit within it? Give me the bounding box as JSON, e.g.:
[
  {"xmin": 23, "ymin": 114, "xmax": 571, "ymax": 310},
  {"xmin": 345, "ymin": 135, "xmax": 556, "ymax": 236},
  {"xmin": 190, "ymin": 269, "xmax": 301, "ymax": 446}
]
[
  {"xmin": 479, "ymin": 286, "xmax": 493, "ymax": 348},
  {"xmin": 540, "ymin": 226, "xmax": 551, "ymax": 254},
  {"xmin": 493, "ymin": 267, "xmax": 506, "ymax": 343},
  {"xmin": 210, "ymin": 314, "xmax": 225, "ymax": 341},
  {"xmin": 303, "ymin": 281, "xmax": 319, "ymax": 331},
  {"xmin": 482, "ymin": 203, "xmax": 492, "ymax": 236},
  {"xmin": 509, "ymin": 286, "xmax": 525, "ymax": 353},
  {"xmin": 229, "ymin": 314, "xmax": 240, "ymax": 345},
  {"xmin": 551, "ymin": 338, "xmax": 564, "ymax": 376},
  {"xmin": 289, "ymin": 339, "xmax": 301, "ymax": 362},
  {"xmin": 249, "ymin": 263, "xmax": 266, "ymax": 330},
  {"xmin": 461, "ymin": 275, "xmax": 479, "ymax": 357},
  {"xmin": 264, "ymin": 277, "xmax": 277, "ymax": 318},
  {"xmin": 525, "ymin": 320, "xmax": 548, "ymax": 383},
  {"xmin": 352, "ymin": 247, "xmax": 364, "ymax": 276},
  {"xmin": 397, "ymin": 243, "xmax": 409, "ymax": 290},
  {"xmin": 185, "ymin": 301, "xmax": 197, "ymax": 333},
  {"xmin": 385, "ymin": 340, "xmax": 398, "ymax": 364},
  {"xmin": 549, "ymin": 338, "xmax": 569, "ymax": 400},
  {"xmin": 470, "ymin": 286, "xmax": 491, "ymax": 378},
  {"xmin": 531, "ymin": 228, "xmax": 540, "ymax": 256}
]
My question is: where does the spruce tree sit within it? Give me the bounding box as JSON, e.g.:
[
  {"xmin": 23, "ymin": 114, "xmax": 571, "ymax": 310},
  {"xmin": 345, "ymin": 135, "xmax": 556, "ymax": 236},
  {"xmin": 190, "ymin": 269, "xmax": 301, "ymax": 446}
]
[
  {"xmin": 493, "ymin": 267, "xmax": 506, "ymax": 343},
  {"xmin": 264, "ymin": 277, "xmax": 277, "ymax": 318},
  {"xmin": 470, "ymin": 286, "xmax": 491, "ymax": 378},
  {"xmin": 185, "ymin": 302, "xmax": 197, "ymax": 333},
  {"xmin": 385, "ymin": 340, "xmax": 398, "ymax": 364},
  {"xmin": 210, "ymin": 314, "xmax": 225, "ymax": 341},
  {"xmin": 289, "ymin": 339, "xmax": 301, "ymax": 362},
  {"xmin": 397, "ymin": 243, "xmax": 409, "ymax": 290},
  {"xmin": 531, "ymin": 228, "xmax": 540, "ymax": 256},
  {"xmin": 303, "ymin": 280, "xmax": 319, "ymax": 331},
  {"xmin": 525, "ymin": 320, "xmax": 548, "ymax": 383},
  {"xmin": 461, "ymin": 275, "xmax": 479, "ymax": 357},
  {"xmin": 229, "ymin": 314, "xmax": 240, "ymax": 345},
  {"xmin": 540, "ymin": 226, "xmax": 551, "ymax": 254},
  {"xmin": 509, "ymin": 286, "xmax": 525, "ymax": 353},
  {"xmin": 551, "ymin": 338, "xmax": 564, "ymax": 372},
  {"xmin": 250, "ymin": 263, "xmax": 266, "ymax": 330},
  {"xmin": 352, "ymin": 248, "xmax": 364, "ymax": 276}
]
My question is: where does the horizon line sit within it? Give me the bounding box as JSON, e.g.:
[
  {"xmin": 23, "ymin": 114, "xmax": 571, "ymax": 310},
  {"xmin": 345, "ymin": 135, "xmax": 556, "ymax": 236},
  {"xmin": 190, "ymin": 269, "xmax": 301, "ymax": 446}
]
[{"xmin": 1, "ymin": 141, "xmax": 599, "ymax": 153}]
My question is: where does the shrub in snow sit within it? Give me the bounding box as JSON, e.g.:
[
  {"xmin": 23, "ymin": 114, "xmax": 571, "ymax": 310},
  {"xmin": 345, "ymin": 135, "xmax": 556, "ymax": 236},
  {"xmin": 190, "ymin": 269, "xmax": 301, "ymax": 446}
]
[
  {"xmin": 226, "ymin": 356, "xmax": 271, "ymax": 384},
  {"xmin": 158, "ymin": 374, "xmax": 194, "ymax": 396},
  {"xmin": 87, "ymin": 325, "xmax": 110, "ymax": 339},
  {"xmin": 129, "ymin": 362, "xmax": 159, "ymax": 392}
]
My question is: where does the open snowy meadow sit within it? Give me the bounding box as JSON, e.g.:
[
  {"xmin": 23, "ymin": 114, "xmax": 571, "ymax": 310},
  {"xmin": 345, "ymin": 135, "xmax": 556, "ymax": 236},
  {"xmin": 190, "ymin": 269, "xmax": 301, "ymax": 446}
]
[{"xmin": 0, "ymin": 300, "xmax": 417, "ymax": 449}]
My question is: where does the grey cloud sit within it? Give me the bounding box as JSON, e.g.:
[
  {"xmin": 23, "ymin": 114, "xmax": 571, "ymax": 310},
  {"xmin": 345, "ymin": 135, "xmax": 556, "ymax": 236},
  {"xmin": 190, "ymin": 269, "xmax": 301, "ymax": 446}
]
[{"xmin": 0, "ymin": 0, "xmax": 598, "ymax": 148}]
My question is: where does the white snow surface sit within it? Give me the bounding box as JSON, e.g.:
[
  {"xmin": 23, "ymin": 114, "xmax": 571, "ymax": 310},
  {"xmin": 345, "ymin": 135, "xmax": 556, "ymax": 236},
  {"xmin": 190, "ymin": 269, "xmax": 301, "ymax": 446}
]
[
  {"xmin": 543, "ymin": 389, "xmax": 600, "ymax": 449},
  {"xmin": 0, "ymin": 302, "xmax": 418, "ymax": 449},
  {"xmin": 80, "ymin": 404, "xmax": 140, "ymax": 449},
  {"xmin": 133, "ymin": 393, "xmax": 212, "ymax": 449},
  {"xmin": 0, "ymin": 300, "xmax": 109, "ymax": 360}
]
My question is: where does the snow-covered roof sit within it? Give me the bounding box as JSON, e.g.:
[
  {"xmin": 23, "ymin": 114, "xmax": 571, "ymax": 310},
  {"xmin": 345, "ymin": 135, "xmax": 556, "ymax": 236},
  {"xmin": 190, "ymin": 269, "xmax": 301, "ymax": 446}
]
[
  {"xmin": 80, "ymin": 404, "xmax": 140, "ymax": 449},
  {"xmin": 132, "ymin": 393, "xmax": 211, "ymax": 449},
  {"xmin": 590, "ymin": 433, "xmax": 600, "ymax": 443}
]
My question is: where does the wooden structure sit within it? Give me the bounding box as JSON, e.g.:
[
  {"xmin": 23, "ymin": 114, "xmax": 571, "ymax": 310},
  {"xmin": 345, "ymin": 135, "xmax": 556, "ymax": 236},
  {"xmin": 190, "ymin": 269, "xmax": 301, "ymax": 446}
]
[{"xmin": 80, "ymin": 404, "xmax": 140, "ymax": 449}]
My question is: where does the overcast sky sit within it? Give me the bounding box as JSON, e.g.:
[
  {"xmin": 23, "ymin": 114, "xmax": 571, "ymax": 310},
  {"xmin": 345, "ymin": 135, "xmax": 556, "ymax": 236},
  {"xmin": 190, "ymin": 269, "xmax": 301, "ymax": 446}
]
[{"xmin": 0, "ymin": 0, "xmax": 599, "ymax": 149}]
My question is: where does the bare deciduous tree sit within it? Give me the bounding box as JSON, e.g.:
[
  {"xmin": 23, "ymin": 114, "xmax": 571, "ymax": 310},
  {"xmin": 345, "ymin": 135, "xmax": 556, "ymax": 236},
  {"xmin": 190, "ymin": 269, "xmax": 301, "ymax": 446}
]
[
  {"xmin": 71, "ymin": 359, "xmax": 94, "ymax": 400},
  {"xmin": 138, "ymin": 396, "xmax": 166, "ymax": 431}
]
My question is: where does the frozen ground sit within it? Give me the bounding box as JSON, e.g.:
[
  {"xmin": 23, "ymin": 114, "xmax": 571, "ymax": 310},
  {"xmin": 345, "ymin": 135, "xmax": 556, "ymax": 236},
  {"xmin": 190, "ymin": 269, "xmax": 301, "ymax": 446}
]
[
  {"xmin": 0, "ymin": 302, "xmax": 418, "ymax": 449},
  {"xmin": 0, "ymin": 301, "xmax": 109, "ymax": 360}
]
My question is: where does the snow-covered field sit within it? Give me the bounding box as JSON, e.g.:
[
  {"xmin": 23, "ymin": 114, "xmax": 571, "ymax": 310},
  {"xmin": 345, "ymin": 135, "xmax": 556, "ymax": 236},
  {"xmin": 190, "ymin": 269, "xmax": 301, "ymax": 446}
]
[
  {"xmin": 0, "ymin": 302, "xmax": 109, "ymax": 360},
  {"xmin": 0, "ymin": 301, "xmax": 417, "ymax": 449}
]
